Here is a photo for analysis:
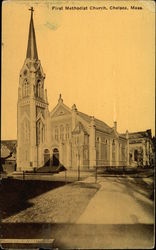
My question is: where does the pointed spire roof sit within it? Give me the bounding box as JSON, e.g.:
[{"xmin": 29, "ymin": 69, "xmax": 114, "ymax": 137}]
[{"xmin": 26, "ymin": 7, "xmax": 38, "ymax": 60}]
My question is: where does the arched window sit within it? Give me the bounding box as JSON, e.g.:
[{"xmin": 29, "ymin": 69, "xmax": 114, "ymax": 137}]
[
  {"xmin": 41, "ymin": 124, "xmax": 45, "ymax": 143},
  {"xmin": 23, "ymin": 79, "xmax": 29, "ymax": 97},
  {"xmin": 24, "ymin": 82, "xmax": 27, "ymax": 96},
  {"xmin": 121, "ymin": 144, "xmax": 125, "ymax": 161},
  {"xmin": 84, "ymin": 149, "xmax": 88, "ymax": 160},
  {"xmin": 102, "ymin": 143, "xmax": 107, "ymax": 161},
  {"xmin": 60, "ymin": 125, "xmax": 64, "ymax": 140},
  {"xmin": 36, "ymin": 121, "xmax": 41, "ymax": 145},
  {"xmin": 55, "ymin": 127, "xmax": 58, "ymax": 140},
  {"xmin": 38, "ymin": 81, "xmax": 41, "ymax": 97},
  {"xmin": 112, "ymin": 139, "xmax": 115, "ymax": 162},
  {"xmin": 36, "ymin": 79, "xmax": 42, "ymax": 98},
  {"xmin": 36, "ymin": 120, "xmax": 45, "ymax": 145},
  {"xmin": 42, "ymin": 125, "xmax": 45, "ymax": 142},
  {"xmin": 84, "ymin": 135, "xmax": 89, "ymax": 145},
  {"xmin": 65, "ymin": 124, "xmax": 70, "ymax": 140},
  {"xmin": 134, "ymin": 149, "xmax": 138, "ymax": 161}
]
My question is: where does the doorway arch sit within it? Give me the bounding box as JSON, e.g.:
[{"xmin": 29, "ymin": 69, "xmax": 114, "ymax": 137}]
[
  {"xmin": 44, "ymin": 149, "xmax": 50, "ymax": 166},
  {"xmin": 52, "ymin": 148, "xmax": 59, "ymax": 166}
]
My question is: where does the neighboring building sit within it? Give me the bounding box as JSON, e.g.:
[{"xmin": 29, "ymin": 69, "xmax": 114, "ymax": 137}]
[
  {"xmin": 16, "ymin": 9, "xmax": 128, "ymax": 171},
  {"xmin": 0, "ymin": 140, "xmax": 17, "ymax": 172},
  {"xmin": 121, "ymin": 129, "xmax": 154, "ymax": 167}
]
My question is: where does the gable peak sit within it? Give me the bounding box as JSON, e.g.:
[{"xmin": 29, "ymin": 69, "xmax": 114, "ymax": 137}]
[{"xmin": 58, "ymin": 93, "xmax": 63, "ymax": 103}]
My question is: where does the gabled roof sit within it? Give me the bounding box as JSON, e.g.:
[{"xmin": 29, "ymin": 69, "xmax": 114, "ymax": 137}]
[
  {"xmin": 50, "ymin": 97, "xmax": 113, "ymax": 134},
  {"xmin": 50, "ymin": 96, "xmax": 71, "ymax": 117},
  {"xmin": 77, "ymin": 111, "xmax": 112, "ymax": 133},
  {"xmin": 121, "ymin": 129, "xmax": 152, "ymax": 140}
]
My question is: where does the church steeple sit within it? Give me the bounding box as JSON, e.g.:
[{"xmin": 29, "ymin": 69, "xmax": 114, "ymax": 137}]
[
  {"xmin": 26, "ymin": 7, "xmax": 38, "ymax": 60},
  {"xmin": 17, "ymin": 8, "xmax": 49, "ymax": 172}
]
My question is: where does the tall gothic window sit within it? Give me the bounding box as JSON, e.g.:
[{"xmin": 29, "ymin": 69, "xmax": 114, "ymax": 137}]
[
  {"xmin": 60, "ymin": 125, "xmax": 64, "ymax": 140},
  {"xmin": 84, "ymin": 135, "xmax": 89, "ymax": 145},
  {"xmin": 41, "ymin": 126, "xmax": 44, "ymax": 143},
  {"xmin": 112, "ymin": 140, "xmax": 115, "ymax": 163},
  {"xmin": 121, "ymin": 144, "xmax": 125, "ymax": 161},
  {"xmin": 119, "ymin": 143, "xmax": 121, "ymax": 161},
  {"xmin": 65, "ymin": 124, "xmax": 70, "ymax": 140},
  {"xmin": 41, "ymin": 123, "xmax": 45, "ymax": 143},
  {"xmin": 84, "ymin": 149, "xmax": 88, "ymax": 160},
  {"xmin": 134, "ymin": 149, "xmax": 138, "ymax": 161},
  {"xmin": 36, "ymin": 121, "xmax": 41, "ymax": 145},
  {"xmin": 23, "ymin": 79, "xmax": 29, "ymax": 97},
  {"xmin": 36, "ymin": 120, "xmax": 45, "ymax": 145},
  {"xmin": 101, "ymin": 142, "xmax": 107, "ymax": 161},
  {"xmin": 55, "ymin": 127, "xmax": 58, "ymax": 141},
  {"xmin": 36, "ymin": 80, "xmax": 43, "ymax": 98}
]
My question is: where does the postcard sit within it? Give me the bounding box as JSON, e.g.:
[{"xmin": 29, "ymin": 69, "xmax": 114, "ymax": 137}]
[{"xmin": 1, "ymin": 0, "xmax": 155, "ymax": 249}]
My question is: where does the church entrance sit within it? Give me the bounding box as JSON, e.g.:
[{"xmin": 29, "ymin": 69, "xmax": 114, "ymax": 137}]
[
  {"xmin": 44, "ymin": 149, "xmax": 50, "ymax": 166},
  {"xmin": 52, "ymin": 148, "xmax": 59, "ymax": 166}
]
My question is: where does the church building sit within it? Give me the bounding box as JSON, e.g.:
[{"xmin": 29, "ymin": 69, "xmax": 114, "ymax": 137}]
[{"xmin": 17, "ymin": 8, "xmax": 129, "ymax": 171}]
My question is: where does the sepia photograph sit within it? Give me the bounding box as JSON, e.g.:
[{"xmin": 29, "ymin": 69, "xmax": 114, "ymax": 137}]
[{"xmin": 0, "ymin": 0, "xmax": 155, "ymax": 249}]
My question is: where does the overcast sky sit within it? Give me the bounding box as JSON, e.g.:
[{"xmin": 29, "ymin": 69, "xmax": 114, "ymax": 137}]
[{"xmin": 2, "ymin": 0, "xmax": 155, "ymax": 139}]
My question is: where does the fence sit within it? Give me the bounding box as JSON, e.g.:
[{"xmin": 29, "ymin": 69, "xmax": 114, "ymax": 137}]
[{"xmin": 94, "ymin": 165, "xmax": 154, "ymax": 183}]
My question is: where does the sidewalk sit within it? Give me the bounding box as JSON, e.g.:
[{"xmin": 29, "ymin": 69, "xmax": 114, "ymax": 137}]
[{"xmin": 77, "ymin": 176, "xmax": 154, "ymax": 224}]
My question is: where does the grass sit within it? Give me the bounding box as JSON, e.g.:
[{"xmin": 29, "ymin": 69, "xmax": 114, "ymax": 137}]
[{"xmin": 1, "ymin": 179, "xmax": 100, "ymax": 223}]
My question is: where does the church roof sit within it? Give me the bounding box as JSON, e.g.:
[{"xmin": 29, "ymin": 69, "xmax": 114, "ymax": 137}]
[
  {"xmin": 77, "ymin": 111, "xmax": 112, "ymax": 133},
  {"xmin": 26, "ymin": 7, "xmax": 38, "ymax": 60},
  {"xmin": 121, "ymin": 129, "xmax": 152, "ymax": 140},
  {"xmin": 50, "ymin": 95, "xmax": 115, "ymax": 134}
]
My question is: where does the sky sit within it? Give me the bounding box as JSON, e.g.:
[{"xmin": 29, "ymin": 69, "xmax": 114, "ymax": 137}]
[{"xmin": 1, "ymin": 0, "xmax": 155, "ymax": 140}]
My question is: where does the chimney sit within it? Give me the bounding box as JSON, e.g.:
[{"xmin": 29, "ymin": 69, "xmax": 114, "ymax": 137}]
[{"xmin": 114, "ymin": 121, "xmax": 117, "ymax": 131}]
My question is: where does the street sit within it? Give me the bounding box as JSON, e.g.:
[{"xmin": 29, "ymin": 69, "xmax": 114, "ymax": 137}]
[{"xmin": 1, "ymin": 174, "xmax": 154, "ymax": 249}]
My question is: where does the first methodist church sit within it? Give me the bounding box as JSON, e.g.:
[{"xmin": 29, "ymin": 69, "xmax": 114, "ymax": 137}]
[{"xmin": 16, "ymin": 8, "xmax": 132, "ymax": 171}]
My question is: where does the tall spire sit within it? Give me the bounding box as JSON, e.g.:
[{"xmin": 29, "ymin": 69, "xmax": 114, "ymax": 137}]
[{"xmin": 26, "ymin": 7, "xmax": 38, "ymax": 60}]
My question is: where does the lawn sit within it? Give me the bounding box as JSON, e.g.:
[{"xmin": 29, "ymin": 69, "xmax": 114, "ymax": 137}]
[{"xmin": 1, "ymin": 179, "xmax": 100, "ymax": 223}]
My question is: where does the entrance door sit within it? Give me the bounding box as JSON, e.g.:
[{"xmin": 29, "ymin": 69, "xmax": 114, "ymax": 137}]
[
  {"xmin": 44, "ymin": 149, "xmax": 50, "ymax": 166},
  {"xmin": 52, "ymin": 148, "xmax": 59, "ymax": 166}
]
